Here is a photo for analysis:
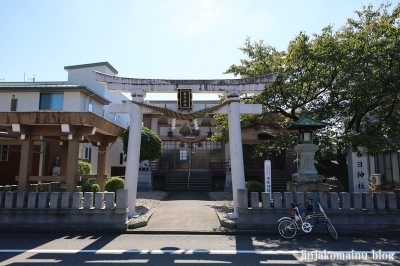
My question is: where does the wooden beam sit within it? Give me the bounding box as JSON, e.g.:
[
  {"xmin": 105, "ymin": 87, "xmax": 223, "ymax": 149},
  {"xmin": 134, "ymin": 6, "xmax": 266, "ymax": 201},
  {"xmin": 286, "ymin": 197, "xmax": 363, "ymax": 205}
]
[
  {"xmin": 0, "ymin": 139, "xmax": 23, "ymax": 145},
  {"xmin": 76, "ymin": 174, "xmax": 98, "ymax": 181},
  {"xmin": 97, "ymin": 143, "xmax": 107, "ymax": 191},
  {"xmin": 84, "ymin": 133, "xmax": 119, "ymax": 144},
  {"xmin": 31, "ymin": 136, "xmax": 44, "ymax": 141},
  {"xmin": 0, "ymin": 112, "xmax": 124, "ymax": 137},
  {"xmin": 7, "ymin": 125, "xmax": 29, "ymax": 134},
  {"xmin": 17, "ymin": 137, "xmax": 34, "ymax": 191},
  {"xmin": 60, "ymin": 135, "xmax": 75, "ymax": 141},
  {"xmin": 65, "ymin": 138, "xmax": 79, "ymax": 192}
]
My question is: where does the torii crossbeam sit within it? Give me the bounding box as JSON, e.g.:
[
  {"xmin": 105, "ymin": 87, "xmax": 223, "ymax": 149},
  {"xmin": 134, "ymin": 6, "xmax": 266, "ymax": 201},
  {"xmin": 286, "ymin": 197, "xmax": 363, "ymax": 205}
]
[{"xmin": 94, "ymin": 71, "xmax": 278, "ymax": 218}]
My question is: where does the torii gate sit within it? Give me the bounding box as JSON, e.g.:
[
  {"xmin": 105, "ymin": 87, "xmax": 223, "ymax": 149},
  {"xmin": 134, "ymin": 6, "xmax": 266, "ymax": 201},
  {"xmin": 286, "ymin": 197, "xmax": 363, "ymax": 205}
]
[{"xmin": 94, "ymin": 71, "xmax": 277, "ymax": 218}]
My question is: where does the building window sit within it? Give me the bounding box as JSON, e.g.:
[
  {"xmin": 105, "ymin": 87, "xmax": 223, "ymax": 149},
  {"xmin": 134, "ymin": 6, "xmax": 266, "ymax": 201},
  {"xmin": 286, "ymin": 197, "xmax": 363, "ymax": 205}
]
[
  {"xmin": 39, "ymin": 93, "xmax": 63, "ymax": 110},
  {"xmin": 180, "ymin": 150, "xmax": 187, "ymax": 161},
  {"xmin": 88, "ymin": 102, "xmax": 93, "ymax": 112},
  {"xmin": 84, "ymin": 146, "xmax": 92, "ymax": 163},
  {"xmin": 10, "ymin": 98, "xmax": 17, "ymax": 111},
  {"xmin": 0, "ymin": 145, "xmax": 9, "ymax": 161}
]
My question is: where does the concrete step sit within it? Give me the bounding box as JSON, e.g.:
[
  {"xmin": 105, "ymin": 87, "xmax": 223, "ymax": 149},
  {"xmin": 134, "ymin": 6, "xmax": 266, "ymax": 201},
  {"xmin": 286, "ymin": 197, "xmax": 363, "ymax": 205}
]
[
  {"xmin": 271, "ymin": 171, "xmax": 288, "ymax": 192},
  {"xmin": 166, "ymin": 171, "xmax": 212, "ymax": 191}
]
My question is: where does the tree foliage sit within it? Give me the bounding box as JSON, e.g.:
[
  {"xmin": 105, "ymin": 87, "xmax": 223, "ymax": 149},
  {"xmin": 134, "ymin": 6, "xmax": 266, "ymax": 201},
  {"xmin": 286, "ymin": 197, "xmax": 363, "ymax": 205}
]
[
  {"xmin": 216, "ymin": 3, "xmax": 400, "ymax": 191},
  {"xmin": 122, "ymin": 126, "xmax": 163, "ymax": 162},
  {"xmin": 77, "ymin": 160, "xmax": 92, "ymax": 175},
  {"xmin": 77, "ymin": 160, "xmax": 99, "ymax": 193},
  {"xmin": 105, "ymin": 177, "xmax": 125, "ymax": 193}
]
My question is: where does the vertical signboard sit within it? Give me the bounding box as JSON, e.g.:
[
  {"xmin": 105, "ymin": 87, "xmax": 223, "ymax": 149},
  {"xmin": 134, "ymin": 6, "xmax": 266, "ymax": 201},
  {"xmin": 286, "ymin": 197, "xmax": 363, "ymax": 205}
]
[
  {"xmin": 177, "ymin": 88, "xmax": 193, "ymax": 111},
  {"xmin": 264, "ymin": 160, "xmax": 272, "ymax": 198},
  {"xmin": 348, "ymin": 147, "xmax": 369, "ymax": 193}
]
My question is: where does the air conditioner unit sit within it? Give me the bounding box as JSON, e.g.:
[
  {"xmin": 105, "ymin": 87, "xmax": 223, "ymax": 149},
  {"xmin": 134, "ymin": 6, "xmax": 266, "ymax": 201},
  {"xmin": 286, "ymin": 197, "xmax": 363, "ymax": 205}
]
[{"xmin": 370, "ymin": 174, "xmax": 382, "ymax": 186}]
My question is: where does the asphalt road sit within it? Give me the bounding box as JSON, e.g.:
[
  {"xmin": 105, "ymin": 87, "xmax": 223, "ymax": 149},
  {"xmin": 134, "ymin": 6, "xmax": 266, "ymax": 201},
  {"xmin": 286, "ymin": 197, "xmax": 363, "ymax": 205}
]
[{"xmin": 0, "ymin": 233, "xmax": 399, "ymax": 265}]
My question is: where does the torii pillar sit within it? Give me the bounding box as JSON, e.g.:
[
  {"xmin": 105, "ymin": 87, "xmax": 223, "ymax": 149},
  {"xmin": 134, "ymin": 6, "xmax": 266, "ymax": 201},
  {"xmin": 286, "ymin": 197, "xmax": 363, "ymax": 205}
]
[{"xmin": 94, "ymin": 71, "xmax": 277, "ymax": 217}]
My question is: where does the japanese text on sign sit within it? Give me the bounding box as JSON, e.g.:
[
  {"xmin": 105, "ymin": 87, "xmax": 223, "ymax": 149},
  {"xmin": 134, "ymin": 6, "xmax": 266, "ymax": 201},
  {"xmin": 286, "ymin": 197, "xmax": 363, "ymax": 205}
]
[
  {"xmin": 264, "ymin": 160, "xmax": 272, "ymax": 199},
  {"xmin": 177, "ymin": 89, "xmax": 193, "ymax": 111}
]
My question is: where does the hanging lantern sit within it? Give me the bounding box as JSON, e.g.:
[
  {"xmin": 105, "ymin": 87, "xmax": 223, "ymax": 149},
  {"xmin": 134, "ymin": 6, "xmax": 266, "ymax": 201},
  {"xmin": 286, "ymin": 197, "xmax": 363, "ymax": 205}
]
[
  {"xmin": 157, "ymin": 114, "xmax": 169, "ymax": 126},
  {"xmin": 207, "ymin": 128, "xmax": 213, "ymax": 138},
  {"xmin": 197, "ymin": 142, "xmax": 202, "ymax": 147},
  {"xmin": 200, "ymin": 114, "xmax": 213, "ymax": 127},
  {"xmin": 179, "ymin": 123, "xmax": 192, "ymax": 136},
  {"xmin": 167, "ymin": 128, "xmax": 174, "ymax": 138},
  {"xmin": 179, "ymin": 141, "xmax": 185, "ymax": 147}
]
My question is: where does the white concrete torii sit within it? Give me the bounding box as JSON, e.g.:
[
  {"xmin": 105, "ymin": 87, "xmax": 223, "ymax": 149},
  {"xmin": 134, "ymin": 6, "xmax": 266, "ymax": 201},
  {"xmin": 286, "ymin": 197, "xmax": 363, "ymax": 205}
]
[{"xmin": 94, "ymin": 71, "xmax": 277, "ymax": 218}]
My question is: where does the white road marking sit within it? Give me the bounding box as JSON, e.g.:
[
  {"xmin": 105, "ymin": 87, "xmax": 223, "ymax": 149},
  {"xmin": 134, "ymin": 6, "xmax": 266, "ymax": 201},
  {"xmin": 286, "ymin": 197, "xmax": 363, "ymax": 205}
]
[
  {"xmin": 174, "ymin": 260, "xmax": 231, "ymax": 264},
  {"xmin": 86, "ymin": 259, "xmax": 149, "ymax": 263},
  {"xmin": 0, "ymin": 249, "xmax": 398, "ymax": 255},
  {"xmin": 260, "ymin": 261, "xmax": 298, "ymax": 264},
  {"xmin": 0, "ymin": 249, "xmax": 301, "ymax": 254}
]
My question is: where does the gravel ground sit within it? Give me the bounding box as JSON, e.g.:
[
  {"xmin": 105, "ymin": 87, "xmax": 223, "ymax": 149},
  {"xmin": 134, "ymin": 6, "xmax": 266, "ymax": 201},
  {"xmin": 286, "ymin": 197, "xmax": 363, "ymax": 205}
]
[
  {"xmin": 127, "ymin": 191, "xmax": 236, "ymax": 229},
  {"xmin": 208, "ymin": 191, "xmax": 236, "ymax": 228}
]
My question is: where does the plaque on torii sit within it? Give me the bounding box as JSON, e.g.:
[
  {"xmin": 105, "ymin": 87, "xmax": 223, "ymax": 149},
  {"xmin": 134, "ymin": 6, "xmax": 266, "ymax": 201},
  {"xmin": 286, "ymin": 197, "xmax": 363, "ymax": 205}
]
[
  {"xmin": 94, "ymin": 71, "xmax": 278, "ymax": 218},
  {"xmin": 177, "ymin": 89, "xmax": 193, "ymax": 111}
]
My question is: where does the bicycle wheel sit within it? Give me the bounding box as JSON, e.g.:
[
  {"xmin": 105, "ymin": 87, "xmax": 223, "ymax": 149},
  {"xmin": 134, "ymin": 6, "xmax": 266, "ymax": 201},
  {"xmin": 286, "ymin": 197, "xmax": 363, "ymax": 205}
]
[
  {"xmin": 278, "ymin": 218, "xmax": 297, "ymax": 239},
  {"xmin": 326, "ymin": 220, "xmax": 338, "ymax": 241}
]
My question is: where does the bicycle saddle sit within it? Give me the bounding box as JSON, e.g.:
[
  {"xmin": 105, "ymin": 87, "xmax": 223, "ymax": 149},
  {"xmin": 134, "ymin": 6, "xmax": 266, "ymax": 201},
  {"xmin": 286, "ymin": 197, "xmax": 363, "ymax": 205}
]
[{"xmin": 291, "ymin": 202, "xmax": 301, "ymax": 207}]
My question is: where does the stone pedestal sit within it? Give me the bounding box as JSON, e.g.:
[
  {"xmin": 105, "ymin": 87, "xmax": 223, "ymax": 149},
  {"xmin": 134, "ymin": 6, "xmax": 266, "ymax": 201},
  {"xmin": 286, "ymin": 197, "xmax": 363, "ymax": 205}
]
[
  {"xmin": 287, "ymin": 143, "xmax": 328, "ymax": 192},
  {"xmin": 287, "ymin": 180, "xmax": 329, "ymax": 193},
  {"xmin": 224, "ymin": 170, "xmax": 232, "ymax": 192},
  {"xmin": 137, "ymin": 169, "xmax": 152, "ymax": 192}
]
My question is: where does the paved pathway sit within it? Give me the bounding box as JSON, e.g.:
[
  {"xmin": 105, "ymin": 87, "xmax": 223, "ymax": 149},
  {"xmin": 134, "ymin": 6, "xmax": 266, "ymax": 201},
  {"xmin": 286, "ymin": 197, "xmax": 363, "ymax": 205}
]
[{"xmin": 137, "ymin": 191, "xmax": 222, "ymax": 232}]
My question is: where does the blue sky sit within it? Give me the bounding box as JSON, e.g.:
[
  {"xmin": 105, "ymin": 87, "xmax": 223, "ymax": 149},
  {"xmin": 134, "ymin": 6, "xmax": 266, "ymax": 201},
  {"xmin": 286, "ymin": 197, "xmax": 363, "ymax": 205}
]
[{"xmin": 0, "ymin": 0, "xmax": 391, "ymax": 99}]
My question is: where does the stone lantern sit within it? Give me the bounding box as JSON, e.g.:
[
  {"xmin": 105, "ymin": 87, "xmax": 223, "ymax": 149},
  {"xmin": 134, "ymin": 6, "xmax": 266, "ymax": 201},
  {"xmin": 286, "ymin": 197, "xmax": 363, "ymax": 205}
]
[{"xmin": 286, "ymin": 113, "xmax": 329, "ymax": 192}]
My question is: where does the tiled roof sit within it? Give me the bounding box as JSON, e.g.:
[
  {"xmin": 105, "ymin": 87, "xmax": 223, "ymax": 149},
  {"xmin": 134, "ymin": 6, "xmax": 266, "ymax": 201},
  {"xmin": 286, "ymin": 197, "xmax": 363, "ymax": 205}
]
[{"xmin": 287, "ymin": 115, "xmax": 328, "ymax": 130}]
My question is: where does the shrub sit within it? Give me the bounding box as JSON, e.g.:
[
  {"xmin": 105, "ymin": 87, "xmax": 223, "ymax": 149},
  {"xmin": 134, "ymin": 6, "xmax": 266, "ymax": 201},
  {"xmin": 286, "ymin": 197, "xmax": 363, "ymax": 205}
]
[
  {"xmin": 80, "ymin": 178, "xmax": 99, "ymax": 193},
  {"xmin": 105, "ymin": 177, "xmax": 125, "ymax": 193},
  {"xmin": 90, "ymin": 184, "xmax": 100, "ymax": 193},
  {"xmin": 245, "ymin": 181, "xmax": 265, "ymax": 201},
  {"xmin": 78, "ymin": 160, "xmax": 92, "ymax": 175},
  {"xmin": 77, "ymin": 160, "xmax": 96, "ymax": 192}
]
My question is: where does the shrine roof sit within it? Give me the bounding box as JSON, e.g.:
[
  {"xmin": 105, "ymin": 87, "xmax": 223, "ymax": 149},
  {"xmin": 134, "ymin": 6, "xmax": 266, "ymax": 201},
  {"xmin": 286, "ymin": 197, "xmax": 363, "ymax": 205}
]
[{"xmin": 287, "ymin": 115, "xmax": 328, "ymax": 130}]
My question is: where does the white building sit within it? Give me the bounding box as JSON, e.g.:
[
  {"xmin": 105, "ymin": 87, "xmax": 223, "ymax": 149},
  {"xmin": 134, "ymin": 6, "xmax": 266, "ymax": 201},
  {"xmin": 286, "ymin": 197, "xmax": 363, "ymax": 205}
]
[{"xmin": 0, "ymin": 62, "xmax": 130, "ymax": 191}]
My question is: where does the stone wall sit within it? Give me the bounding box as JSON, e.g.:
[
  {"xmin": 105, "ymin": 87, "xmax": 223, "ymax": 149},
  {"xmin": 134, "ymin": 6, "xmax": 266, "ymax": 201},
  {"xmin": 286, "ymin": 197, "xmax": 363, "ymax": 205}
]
[
  {"xmin": 0, "ymin": 189, "xmax": 129, "ymax": 233},
  {"xmin": 237, "ymin": 189, "xmax": 400, "ymax": 234}
]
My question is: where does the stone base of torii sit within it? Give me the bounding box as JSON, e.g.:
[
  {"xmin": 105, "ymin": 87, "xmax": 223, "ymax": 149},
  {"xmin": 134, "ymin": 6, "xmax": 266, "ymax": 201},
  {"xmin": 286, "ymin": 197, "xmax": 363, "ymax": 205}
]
[{"xmin": 94, "ymin": 71, "xmax": 277, "ymax": 218}]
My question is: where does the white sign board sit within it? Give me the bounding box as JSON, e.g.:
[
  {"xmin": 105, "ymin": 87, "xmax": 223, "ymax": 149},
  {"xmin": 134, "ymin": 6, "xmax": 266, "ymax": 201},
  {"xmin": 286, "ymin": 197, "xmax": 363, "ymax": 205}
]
[
  {"xmin": 348, "ymin": 147, "xmax": 369, "ymax": 193},
  {"xmin": 264, "ymin": 160, "xmax": 272, "ymax": 198}
]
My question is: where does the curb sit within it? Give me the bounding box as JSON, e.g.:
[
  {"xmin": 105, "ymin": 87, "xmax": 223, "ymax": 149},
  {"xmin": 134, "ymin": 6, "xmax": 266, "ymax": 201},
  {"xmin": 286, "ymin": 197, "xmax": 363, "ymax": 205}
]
[
  {"xmin": 124, "ymin": 228, "xmax": 400, "ymax": 237},
  {"xmin": 127, "ymin": 202, "xmax": 162, "ymax": 229},
  {"xmin": 214, "ymin": 209, "xmax": 237, "ymax": 230}
]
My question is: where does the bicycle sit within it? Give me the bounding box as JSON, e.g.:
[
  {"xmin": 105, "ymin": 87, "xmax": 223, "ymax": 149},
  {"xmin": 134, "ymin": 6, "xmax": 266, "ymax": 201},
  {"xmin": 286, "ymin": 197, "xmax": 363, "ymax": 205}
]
[{"xmin": 277, "ymin": 190, "xmax": 338, "ymax": 241}]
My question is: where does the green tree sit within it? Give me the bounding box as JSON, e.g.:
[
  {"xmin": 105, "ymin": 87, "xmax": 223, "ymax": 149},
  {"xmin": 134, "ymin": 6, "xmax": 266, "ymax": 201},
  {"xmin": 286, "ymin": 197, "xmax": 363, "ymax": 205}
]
[
  {"xmin": 215, "ymin": 3, "xmax": 400, "ymax": 191},
  {"xmin": 78, "ymin": 160, "xmax": 92, "ymax": 175},
  {"xmin": 77, "ymin": 160, "xmax": 99, "ymax": 193},
  {"xmin": 122, "ymin": 126, "xmax": 163, "ymax": 162}
]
